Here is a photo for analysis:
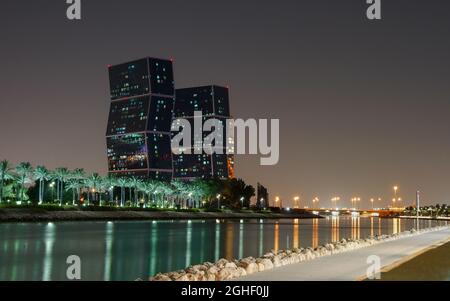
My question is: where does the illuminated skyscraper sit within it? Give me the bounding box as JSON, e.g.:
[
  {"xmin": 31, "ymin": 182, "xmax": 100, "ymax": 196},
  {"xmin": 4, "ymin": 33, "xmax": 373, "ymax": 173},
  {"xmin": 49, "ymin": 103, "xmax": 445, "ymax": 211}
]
[
  {"xmin": 173, "ymin": 85, "xmax": 235, "ymax": 179},
  {"xmin": 106, "ymin": 57, "xmax": 174, "ymax": 180}
]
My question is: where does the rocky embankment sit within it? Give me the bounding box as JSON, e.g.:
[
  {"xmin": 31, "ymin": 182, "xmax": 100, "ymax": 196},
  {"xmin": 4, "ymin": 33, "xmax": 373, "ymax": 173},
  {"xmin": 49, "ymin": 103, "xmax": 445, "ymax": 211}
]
[
  {"xmin": 0, "ymin": 208, "xmax": 319, "ymax": 222},
  {"xmin": 149, "ymin": 225, "xmax": 449, "ymax": 281}
]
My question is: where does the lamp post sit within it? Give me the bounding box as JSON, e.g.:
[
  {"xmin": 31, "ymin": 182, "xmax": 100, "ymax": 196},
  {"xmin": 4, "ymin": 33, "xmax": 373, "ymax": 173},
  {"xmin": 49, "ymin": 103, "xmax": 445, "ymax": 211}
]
[
  {"xmin": 49, "ymin": 182, "xmax": 55, "ymax": 202},
  {"xmin": 393, "ymin": 186, "xmax": 399, "ymax": 208},
  {"xmin": 416, "ymin": 190, "xmax": 420, "ymax": 230},
  {"xmin": 312, "ymin": 197, "xmax": 319, "ymax": 209},
  {"xmin": 216, "ymin": 194, "xmax": 221, "ymax": 210},
  {"xmin": 370, "ymin": 198, "xmax": 374, "ymax": 210},
  {"xmin": 293, "ymin": 196, "xmax": 300, "ymax": 209},
  {"xmin": 331, "ymin": 197, "xmax": 340, "ymax": 210}
]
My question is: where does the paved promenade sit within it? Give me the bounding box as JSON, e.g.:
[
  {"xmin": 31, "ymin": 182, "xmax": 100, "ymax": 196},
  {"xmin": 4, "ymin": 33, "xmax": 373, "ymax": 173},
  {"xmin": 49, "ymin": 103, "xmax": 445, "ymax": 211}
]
[{"xmin": 238, "ymin": 227, "xmax": 450, "ymax": 281}]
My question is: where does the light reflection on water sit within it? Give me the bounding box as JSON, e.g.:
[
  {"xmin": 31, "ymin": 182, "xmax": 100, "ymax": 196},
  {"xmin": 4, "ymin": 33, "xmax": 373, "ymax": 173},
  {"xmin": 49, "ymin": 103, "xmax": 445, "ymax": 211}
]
[{"xmin": 0, "ymin": 217, "xmax": 447, "ymax": 281}]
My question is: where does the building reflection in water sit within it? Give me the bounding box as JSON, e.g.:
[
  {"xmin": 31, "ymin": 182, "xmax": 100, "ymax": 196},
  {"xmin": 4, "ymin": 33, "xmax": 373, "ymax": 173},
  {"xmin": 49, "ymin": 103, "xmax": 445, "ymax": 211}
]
[
  {"xmin": 239, "ymin": 220, "xmax": 244, "ymax": 259},
  {"xmin": 199, "ymin": 226, "xmax": 206, "ymax": 264},
  {"xmin": 351, "ymin": 217, "xmax": 360, "ymax": 240},
  {"xmin": 312, "ymin": 218, "xmax": 319, "ymax": 248},
  {"xmin": 331, "ymin": 216, "xmax": 339, "ymax": 242},
  {"xmin": 273, "ymin": 222, "xmax": 279, "ymax": 252},
  {"xmin": 215, "ymin": 222, "xmax": 220, "ymax": 261},
  {"xmin": 293, "ymin": 219, "xmax": 299, "ymax": 248},
  {"xmin": 185, "ymin": 221, "xmax": 192, "ymax": 267},
  {"xmin": 378, "ymin": 217, "xmax": 382, "ymax": 236},
  {"xmin": 370, "ymin": 217, "xmax": 374, "ymax": 237},
  {"xmin": 149, "ymin": 222, "xmax": 158, "ymax": 277},
  {"xmin": 258, "ymin": 220, "xmax": 264, "ymax": 256},
  {"xmin": 392, "ymin": 218, "xmax": 402, "ymax": 234},
  {"xmin": 42, "ymin": 222, "xmax": 55, "ymax": 281},
  {"xmin": 225, "ymin": 222, "xmax": 234, "ymax": 260},
  {"xmin": 103, "ymin": 222, "xmax": 114, "ymax": 281}
]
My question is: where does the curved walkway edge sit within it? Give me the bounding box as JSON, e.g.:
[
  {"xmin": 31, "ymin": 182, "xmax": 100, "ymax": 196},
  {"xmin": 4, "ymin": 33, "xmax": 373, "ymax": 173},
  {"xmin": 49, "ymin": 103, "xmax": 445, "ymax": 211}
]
[{"xmin": 236, "ymin": 227, "xmax": 450, "ymax": 281}]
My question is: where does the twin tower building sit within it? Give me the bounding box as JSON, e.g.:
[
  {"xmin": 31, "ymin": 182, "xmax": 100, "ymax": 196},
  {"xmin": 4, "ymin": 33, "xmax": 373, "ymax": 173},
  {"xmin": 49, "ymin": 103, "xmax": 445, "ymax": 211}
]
[{"xmin": 106, "ymin": 57, "xmax": 235, "ymax": 181}]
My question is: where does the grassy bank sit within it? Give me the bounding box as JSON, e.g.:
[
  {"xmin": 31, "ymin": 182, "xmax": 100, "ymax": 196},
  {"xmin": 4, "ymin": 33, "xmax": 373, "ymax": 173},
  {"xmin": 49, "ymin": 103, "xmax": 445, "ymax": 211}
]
[
  {"xmin": 376, "ymin": 240, "xmax": 450, "ymax": 281},
  {"xmin": 0, "ymin": 205, "xmax": 320, "ymax": 223}
]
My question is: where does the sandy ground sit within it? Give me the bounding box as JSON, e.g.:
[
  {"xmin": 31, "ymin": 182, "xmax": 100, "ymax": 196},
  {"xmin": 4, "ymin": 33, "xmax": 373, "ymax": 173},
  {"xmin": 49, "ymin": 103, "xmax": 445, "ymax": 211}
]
[{"xmin": 237, "ymin": 227, "xmax": 450, "ymax": 281}]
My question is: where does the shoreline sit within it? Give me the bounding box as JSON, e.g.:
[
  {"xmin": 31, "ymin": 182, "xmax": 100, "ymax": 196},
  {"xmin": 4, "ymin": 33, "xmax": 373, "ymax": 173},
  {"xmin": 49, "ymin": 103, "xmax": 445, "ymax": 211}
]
[
  {"xmin": 149, "ymin": 225, "xmax": 450, "ymax": 281},
  {"xmin": 0, "ymin": 208, "xmax": 321, "ymax": 223}
]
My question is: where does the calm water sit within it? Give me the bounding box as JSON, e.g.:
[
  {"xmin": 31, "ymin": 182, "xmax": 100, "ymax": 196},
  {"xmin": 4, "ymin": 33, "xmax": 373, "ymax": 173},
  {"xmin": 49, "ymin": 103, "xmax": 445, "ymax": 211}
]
[{"xmin": 0, "ymin": 217, "xmax": 447, "ymax": 281}]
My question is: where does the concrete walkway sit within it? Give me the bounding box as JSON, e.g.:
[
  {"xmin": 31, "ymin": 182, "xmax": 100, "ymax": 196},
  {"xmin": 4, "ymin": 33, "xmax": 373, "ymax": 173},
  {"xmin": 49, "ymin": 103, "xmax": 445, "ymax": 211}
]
[{"xmin": 237, "ymin": 227, "xmax": 450, "ymax": 281}]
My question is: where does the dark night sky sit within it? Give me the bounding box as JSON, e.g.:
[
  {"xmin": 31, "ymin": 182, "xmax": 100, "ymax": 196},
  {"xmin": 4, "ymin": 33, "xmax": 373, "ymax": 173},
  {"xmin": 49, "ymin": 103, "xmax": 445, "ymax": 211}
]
[{"xmin": 1, "ymin": 0, "xmax": 450, "ymax": 207}]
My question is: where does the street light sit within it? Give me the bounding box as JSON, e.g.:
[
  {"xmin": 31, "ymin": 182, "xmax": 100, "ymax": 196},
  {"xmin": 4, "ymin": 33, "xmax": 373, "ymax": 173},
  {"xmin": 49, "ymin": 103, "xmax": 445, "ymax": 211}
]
[
  {"xmin": 312, "ymin": 197, "xmax": 319, "ymax": 208},
  {"xmin": 49, "ymin": 182, "xmax": 55, "ymax": 202},
  {"xmin": 331, "ymin": 197, "xmax": 340, "ymax": 209},
  {"xmin": 275, "ymin": 196, "xmax": 280, "ymax": 208},
  {"xmin": 216, "ymin": 194, "xmax": 221, "ymax": 210},
  {"xmin": 240, "ymin": 196, "xmax": 244, "ymax": 208},
  {"xmin": 370, "ymin": 198, "xmax": 374, "ymax": 210},
  {"xmin": 293, "ymin": 196, "xmax": 300, "ymax": 209}
]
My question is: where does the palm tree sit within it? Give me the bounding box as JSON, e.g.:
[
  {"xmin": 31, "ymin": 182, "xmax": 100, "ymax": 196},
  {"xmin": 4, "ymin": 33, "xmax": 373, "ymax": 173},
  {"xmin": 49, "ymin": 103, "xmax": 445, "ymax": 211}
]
[
  {"xmin": 16, "ymin": 162, "xmax": 33, "ymax": 203},
  {"xmin": 116, "ymin": 177, "xmax": 128, "ymax": 207},
  {"xmin": 103, "ymin": 174, "xmax": 117, "ymax": 205},
  {"xmin": 129, "ymin": 177, "xmax": 143, "ymax": 206},
  {"xmin": 66, "ymin": 179, "xmax": 82, "ymax": 205},
  {"xmin": 85, "ymin": 173, "xmax": 101, "ymax": 206},
  {"xmin": 33, "ymin": 166, "xmax": 49, "ymax": 204},
  {"xmin": 53, "ymin": 167, "xmax": 69, "ymax": 204},
  {"xmin": 98, "ymin": 176, "xmax": 110, "ymax": 206},
  {"xmin": 0, "ymin": 160, "xmax": 14, "ymax": 204},
  {"xmin": 139, "ymin": 181, "xmax": 154, "ymax": 207},
  {"xmin": 71, "ymin": 168, "xmax": 85, "ymax": 203}
]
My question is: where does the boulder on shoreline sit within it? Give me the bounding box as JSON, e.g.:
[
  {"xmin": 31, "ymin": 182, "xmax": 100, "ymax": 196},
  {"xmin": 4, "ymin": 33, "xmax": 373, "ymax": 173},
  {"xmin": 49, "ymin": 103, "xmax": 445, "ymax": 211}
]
[{"xmin": 149, "ymin": 225, "xmax": 449, "ymax": 282}]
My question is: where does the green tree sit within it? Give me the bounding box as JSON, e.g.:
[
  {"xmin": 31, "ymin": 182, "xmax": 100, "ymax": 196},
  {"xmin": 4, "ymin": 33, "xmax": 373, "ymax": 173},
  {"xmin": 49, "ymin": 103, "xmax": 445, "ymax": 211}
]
[
  {"xmin": 33, "ymin": 166, "xmax": 49, "ymax": 204},
  {"xmin": 66, "ymin": 179, "xmax": 82, "ymax": 205},
  {"xmin": 15, "ymin": 162, "xmax": 33, "ymax": 203},
  {"xmin": 0, "ymin": 160, "xmax": 14, "ymax": 204},
  {"xmin": 85, "ymin": 173, "xmax": 101, "ymax": 206},
  {"xmin": 116, "ymin": 177, "xmax": 128, "ymax": 207},
  {"xmin": 53, "ymin": 167, "xmax": 70, "ymax": 204}
]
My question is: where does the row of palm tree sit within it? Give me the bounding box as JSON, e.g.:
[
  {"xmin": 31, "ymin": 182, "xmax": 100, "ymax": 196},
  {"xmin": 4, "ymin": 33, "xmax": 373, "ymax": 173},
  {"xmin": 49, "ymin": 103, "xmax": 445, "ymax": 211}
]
[{"xmin": 0, "ymin": 160, "xmax": 255, "ymax": 209}]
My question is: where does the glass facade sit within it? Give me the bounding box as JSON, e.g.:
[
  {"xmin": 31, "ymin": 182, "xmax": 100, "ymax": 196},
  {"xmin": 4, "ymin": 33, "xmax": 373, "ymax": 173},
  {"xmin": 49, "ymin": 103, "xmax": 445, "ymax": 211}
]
[
  {"xmin": 213, "ymin": 86, "xmax": 230, "ymax": 117},
  {"xmin": 173, "ymin": 153, "xmax": 213, "ymax": 179},
  {"xmin": 148, "ymin": 96, "xmax": 175, "ymax": 132},
  {"xmin": 147, "ymin": 133, "xmax": 172, "ymax": 170},
  {"xmin": 109, "ymin": 58, "xmax": 150, "ymax": 100},
  {"xmin": 106, "ymin": 96, "xmax": 149, "ymax": 136},
  {"xmin": 106, "ymin": 59, "xmax": 234, "ymax": 181},
  {"xmin": 107, "ymin": 134, "xmax": 147, "ymax": 171},
  {"xmin": 175, "ymin": 86, "xmax": 215, "ymax": 117},
  {"xmin": 106, "ymin": 57, "xmax": 174, "ymax": 180},
  {"xmin": 173, "ymin": 85, "xmax": 234, "ymax": 179},
  {"xmin": 148, "ymin": 58, "xmax": 175, "ymax": 96}
]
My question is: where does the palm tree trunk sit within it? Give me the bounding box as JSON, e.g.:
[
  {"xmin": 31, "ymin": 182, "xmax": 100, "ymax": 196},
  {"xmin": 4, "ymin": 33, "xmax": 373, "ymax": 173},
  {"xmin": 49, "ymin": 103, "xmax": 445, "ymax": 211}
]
[
  {"xmin": 0, "ymin": 178, "xmax": 3, "ymax": 204},
  {"xmin": 39, "ymin": 179, "xmax": 43, "ymax": 204}
]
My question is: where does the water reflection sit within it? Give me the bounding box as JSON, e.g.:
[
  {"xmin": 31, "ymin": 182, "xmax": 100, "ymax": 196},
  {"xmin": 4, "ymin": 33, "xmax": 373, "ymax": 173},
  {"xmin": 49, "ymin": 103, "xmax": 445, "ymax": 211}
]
[
  {"xmin": 331, "ymin": 217, "xmax": 339, "ymax": 242},
  {"xmin": 312, "ymin": 218, "xmax": 319, "ymax": 248},
  {"xmin": 273, "ymin": 222, "xmax": 279, "ymax": 252},
  {"xmin": 43, "ymin": 223, "xmax": 55, "ymax": 281},
  {"xmin": 104, "ymin": 222, "xmax": 113, "ymax": 281},
  {"xmin": 225, "ymin": 223, "xmax": 234, "ymax": 260},
  {"xmin": 293, "ymin": 219, "xmax": 299, "ymax": 248},
  {"xmin": 0, "ymin": 218, "xmax": 447, "ymax": 281},
  {"xmin": 351, "ymin": 217, "xmax": 360, "ymax": 240}
]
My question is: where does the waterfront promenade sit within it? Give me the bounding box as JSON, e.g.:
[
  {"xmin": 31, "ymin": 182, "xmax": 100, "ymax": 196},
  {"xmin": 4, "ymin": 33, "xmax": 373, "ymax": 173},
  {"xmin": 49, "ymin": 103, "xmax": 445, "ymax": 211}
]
[{"xmin": 238, "ymin": 227, "xmax": 450, "ymax": 281}]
